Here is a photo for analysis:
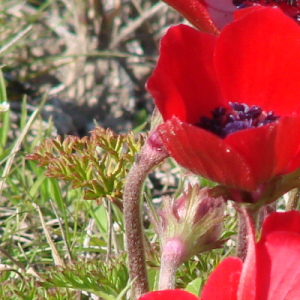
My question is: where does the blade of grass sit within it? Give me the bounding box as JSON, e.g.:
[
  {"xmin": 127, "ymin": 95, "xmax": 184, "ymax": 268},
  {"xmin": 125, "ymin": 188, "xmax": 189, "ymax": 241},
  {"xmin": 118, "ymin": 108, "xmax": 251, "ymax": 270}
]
[
  {"xmin": 0, "ymin": 91, "xmax": 48, "ymax": 199},
  {"xmin": 34, "ymin": 203, "xmax": 65, "ymax": 267},
  {"xmin": 48, "ymin": 178, "xmax": 71, "ymax": 243},
  {"xmin": 49, "ymin": 199, "xmax": 72, "ymax": 262},
  {"xmin": 0, "ymin": 69, "xmax": 10, "ymax": 150},
  {"xmin": 0, "ymin": 25, "xmax": 33, "ymax": 57}
]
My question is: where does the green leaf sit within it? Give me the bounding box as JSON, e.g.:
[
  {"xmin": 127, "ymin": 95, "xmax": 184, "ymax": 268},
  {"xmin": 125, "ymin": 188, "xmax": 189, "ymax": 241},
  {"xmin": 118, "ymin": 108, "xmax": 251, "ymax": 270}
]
[{"xmin": 185, "ymin": 277, "xmax": 202, "ymax": 297}]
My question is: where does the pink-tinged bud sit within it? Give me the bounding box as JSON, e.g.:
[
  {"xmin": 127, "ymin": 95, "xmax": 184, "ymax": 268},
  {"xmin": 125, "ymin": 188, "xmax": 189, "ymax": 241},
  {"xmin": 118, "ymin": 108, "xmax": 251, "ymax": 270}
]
[
  {"xmin": 156, "ymin": 185, "xmax": 225, "ymax": 290},
  {"xmin": 158, "ymin": 184, "xmax": 225, "ymax": 263}
]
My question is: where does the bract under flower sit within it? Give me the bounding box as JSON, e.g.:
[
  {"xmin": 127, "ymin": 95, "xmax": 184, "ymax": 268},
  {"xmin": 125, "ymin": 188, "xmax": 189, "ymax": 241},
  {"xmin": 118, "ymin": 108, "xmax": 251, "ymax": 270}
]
[
  {"xmin": 138, "ymin": 211, "xmax": 300, "ymax": 300},
  {"xmin": 147, "ymin": 8, "xmax": 300, "ymax": 192}
]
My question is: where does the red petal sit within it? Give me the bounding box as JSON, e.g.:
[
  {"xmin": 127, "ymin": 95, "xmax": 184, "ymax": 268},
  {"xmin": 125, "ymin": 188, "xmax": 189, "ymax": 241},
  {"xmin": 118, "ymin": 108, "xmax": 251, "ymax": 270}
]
[
  {"xmin": 226, "ymin": 115, "xmax": 300, "ymax": 185},
  {"xmin": 200, "ymin": 257, "xmax": 242, "ymax": 300},
  {"xmin": 161, "ymin": 0, "xmax": 219, "ymax": 34},
  {"xmin": 234, "ymin": 6, "xmax": 265, "ymax": 20},
  {"xmin": 256, "ymin": 231, "xmax": 300, "ymax": 300},
  {"xmin": 272, "ymin": 116, "xmax": 300, "ymax": 175},
  {"xmin": 147, "ymin": 25, "xmax": 224, "ymax": 125},
  {"xmin": 261, "ymin": 211, "xmax": 300, "ymax": 239},
  {"xmin": 225, "ymin": 125, "xmax": 277, "ymax": 186},
  {"xmin": 157, "ymin": 117, "xmax": 257, "ymax": 191},
  {"xmin": 158, "ymin": 115, "xmax": 300, "ymax": 191},
  {"xmin": 286, "ymin": 150, "xmax": 300, "ymax": 174},
  {"xmin": 139, "ymin": 290, "xmax": 199, "ymax": 300},
  {"xmin": 215, "ymin": 7, "xmax": 300, "ymax": 116}
]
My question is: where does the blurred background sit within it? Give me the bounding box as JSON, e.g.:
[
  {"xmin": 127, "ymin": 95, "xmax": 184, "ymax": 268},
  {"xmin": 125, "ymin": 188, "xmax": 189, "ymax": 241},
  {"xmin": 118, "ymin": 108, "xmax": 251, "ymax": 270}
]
[{"xmin": 1, "ymin": 0, "xmax": 184, "ymax": 136}]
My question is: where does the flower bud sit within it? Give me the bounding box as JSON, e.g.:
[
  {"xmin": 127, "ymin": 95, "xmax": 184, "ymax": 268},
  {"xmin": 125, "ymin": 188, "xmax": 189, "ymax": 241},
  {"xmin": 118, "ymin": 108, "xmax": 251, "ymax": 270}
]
[{"xmin": 158, "ymin": 184, "xmax": 225, "ymax": 264}]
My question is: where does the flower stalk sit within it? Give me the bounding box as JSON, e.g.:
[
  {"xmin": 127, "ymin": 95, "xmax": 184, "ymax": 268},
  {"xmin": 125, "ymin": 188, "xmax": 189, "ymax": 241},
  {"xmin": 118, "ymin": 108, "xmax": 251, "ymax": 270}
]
[
  {"xmin": 159, "ymin": 239, "xmax": 185, "ymax": 290},
  {"xmin": 236, "ymin": 205, "xmax": 259, "ymax": 261},
  {"xmin": 236, "ymin": 210, "xmax": 248, "ymax": 261},
  {"xmin": 123, "ymin": 131, "xmax": 169, "ymax": 299}
]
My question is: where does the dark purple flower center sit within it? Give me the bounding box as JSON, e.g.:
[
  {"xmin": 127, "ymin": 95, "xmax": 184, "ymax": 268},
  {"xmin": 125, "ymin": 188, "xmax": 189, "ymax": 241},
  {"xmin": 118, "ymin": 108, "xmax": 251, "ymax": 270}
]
[{"xmin": 195, "ymin": 102, "xmax": 280, "ymax": 138}]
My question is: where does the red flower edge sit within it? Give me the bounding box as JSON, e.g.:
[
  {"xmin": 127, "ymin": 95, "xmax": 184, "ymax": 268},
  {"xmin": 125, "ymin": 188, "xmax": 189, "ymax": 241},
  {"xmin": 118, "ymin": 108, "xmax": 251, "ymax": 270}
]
[{"xmin": 139, "ymin": 289, "xmax": 198, "ymax": 300}]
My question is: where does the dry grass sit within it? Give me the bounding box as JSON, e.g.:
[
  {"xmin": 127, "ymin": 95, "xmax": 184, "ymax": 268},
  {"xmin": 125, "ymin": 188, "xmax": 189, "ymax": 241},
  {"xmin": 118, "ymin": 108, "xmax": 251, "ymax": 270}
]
[{"xmin": 1, "ymin": 0, "xmax": 183, "ymax": 135}]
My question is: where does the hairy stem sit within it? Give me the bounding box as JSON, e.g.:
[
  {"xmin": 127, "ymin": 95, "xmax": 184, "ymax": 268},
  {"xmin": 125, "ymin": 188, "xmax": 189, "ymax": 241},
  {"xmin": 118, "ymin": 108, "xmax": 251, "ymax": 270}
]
[
  {"xmin": 236, "ymin": 211, "xmax": 248, "ymax": 261},
  {"xmin": 124, "ymin": 131, "xmax": 168, "ymax": 299},
  {"xmin": 236, "ymin": 206, "xmax": 258, "ymax": 261},
  {"xmin": 158, "ymin": 238, "xmax": 186, "ymax": 290},
  {"xmin": 159, "ymin": 256, "xmax": 178, "ymax": 290},
  {"xmin": 287, "ymin": 188, "xmax": 300, "ymax": 211},
  {"xmin": 257, "ymin": 202, "xmax": 276, "ymax": 230}
]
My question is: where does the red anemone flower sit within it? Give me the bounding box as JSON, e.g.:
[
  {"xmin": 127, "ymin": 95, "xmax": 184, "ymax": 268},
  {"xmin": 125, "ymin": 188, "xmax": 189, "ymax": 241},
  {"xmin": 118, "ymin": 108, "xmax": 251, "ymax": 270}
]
[
  {"xmin": 162, "ymin": 0, "xmax": 300, "ymax": 35},
  {"xmin": 147, "ymin": 7, "xmax": 300, "ymax": 192},
  {"xmin": 139, "ymin": 210, "xmax": 300, "ymax": 300}
]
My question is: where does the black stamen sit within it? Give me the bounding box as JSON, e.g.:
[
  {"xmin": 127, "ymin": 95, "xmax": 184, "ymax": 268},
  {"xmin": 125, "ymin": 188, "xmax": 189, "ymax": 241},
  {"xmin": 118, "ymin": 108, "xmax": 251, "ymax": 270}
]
[
  {"xmin": 230, "ymin": 102, "xmax": 246, "ymax": 112},
  {"xmin": 212, "ymin": 107, "xmax": 226, "ymax": 118},
  {"xmin": 196, "ymin": 102, "xmax": 280, "ymax": 138},
  {"xmin": 247, "ymin": 106, "xmax": 262, "ymax": 118}
]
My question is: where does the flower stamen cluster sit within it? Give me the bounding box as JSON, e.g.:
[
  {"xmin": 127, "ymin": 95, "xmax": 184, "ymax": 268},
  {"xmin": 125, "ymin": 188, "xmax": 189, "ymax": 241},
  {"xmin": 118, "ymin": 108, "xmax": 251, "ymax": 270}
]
[{"xmin": 197, "ymin": 102, "xmax": 280, "ymax": 138}]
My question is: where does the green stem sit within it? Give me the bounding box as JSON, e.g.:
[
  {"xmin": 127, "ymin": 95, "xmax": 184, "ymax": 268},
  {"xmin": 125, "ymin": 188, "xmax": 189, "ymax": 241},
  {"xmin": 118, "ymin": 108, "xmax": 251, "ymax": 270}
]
[
  {"xmin": 256, "ymin": 169, "xmax": 300, "ymax": 209},
  {"xmin": 123, "ymin": 131, "xmax": 168, "ymax": 299}
]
